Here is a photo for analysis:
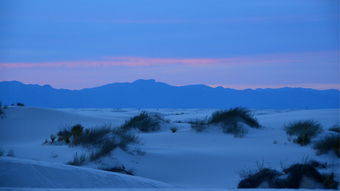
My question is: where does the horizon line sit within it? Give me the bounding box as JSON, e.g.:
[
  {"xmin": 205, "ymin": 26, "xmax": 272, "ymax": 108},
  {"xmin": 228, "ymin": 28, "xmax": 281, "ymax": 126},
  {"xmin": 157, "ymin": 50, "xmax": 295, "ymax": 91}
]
[{"xmin": 1, "ymin": 79, "xmax": 339, "ymax": 91}]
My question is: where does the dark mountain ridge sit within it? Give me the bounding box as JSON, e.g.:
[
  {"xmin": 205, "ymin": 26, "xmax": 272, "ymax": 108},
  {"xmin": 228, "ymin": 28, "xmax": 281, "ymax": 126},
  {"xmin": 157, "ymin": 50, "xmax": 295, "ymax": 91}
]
[{"xmin": 0, "ymin": 79, "xmax": 338, "ymax": 109}]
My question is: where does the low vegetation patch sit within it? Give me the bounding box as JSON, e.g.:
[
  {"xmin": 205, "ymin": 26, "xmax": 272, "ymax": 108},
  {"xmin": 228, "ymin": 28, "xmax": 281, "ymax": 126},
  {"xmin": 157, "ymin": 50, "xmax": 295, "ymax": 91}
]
[
  {"xmin": 285, "ymin": 120, "xmax": 323, "ymax": 146},
  {"xmin": 170, "ymin": 127, "xmax": 177, "ymax": 133},
  {"xmin": 46, "ymin": 124, "xmax": 140, "ymax": 165},
  {"xmin": 190, "ymin": 107, "xmax": 260, "ymax": 137},
  {"xmin": 329, "ymin": 125, "xmax": 340, "ymax": 133},
  {"xmin": 0, "ymin": 102, "xmax": 5, "ymax": 118},
  {"xmin": 121, "ymin": 111, "xmax": 167, "ymax": 132},
  {"xmin": 313, "ymin": 134, "xmax": 340, "ymax": 158},
  {"xmin": 238, "ymin": 161, "xmax": 338, "ymax": 189},
  {"xmin": 101, "ymin": 165, "xmax": 134, "ymax": 176},
  {"xmin": 16, "ymin": 102, "xmax": 25, "ymax": 107},
  {"xmin": 67, "ymin": 152, "xmax": 87, "ymax": 166}
]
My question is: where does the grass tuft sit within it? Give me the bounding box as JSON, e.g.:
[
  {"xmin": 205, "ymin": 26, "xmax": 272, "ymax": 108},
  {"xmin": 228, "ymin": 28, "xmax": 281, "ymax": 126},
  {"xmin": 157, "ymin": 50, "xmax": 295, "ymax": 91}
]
[
  {"xmin": 121, "ymin": 111, "xmax": 166, "ymax": 132},
  {"xmin": 313, "ymin": 134, "xmax": 340, "ymax": 158},
  {"xmin": 285, "ymin": 120, "xmax": 323, "ymax": 146}
]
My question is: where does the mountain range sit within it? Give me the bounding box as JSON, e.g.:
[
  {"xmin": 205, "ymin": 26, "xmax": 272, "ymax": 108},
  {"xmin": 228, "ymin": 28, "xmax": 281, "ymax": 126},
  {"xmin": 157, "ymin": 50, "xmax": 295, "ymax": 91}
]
[{"xmin": 0, "ymin": 79, "xmax": 338, "ymax": 109}]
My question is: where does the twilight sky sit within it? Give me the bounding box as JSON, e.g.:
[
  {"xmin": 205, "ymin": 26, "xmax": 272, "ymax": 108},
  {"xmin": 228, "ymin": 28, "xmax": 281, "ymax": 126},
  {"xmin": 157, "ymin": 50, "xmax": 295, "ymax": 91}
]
[{"xmin": 0, "ymin": 0, "xmax": 339, "ymax": 89}]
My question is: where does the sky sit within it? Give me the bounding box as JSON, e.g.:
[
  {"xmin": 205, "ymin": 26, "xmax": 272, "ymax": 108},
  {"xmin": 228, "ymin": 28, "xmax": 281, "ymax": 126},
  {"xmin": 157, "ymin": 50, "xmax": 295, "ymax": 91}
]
[{"xmin": 0, "ymin": 0, "xmax": 339, "ymax": 90}]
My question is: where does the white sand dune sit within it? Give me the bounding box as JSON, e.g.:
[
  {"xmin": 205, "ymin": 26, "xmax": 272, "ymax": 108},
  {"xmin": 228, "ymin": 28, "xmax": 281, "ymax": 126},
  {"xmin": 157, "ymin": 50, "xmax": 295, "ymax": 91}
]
[
  {"xmin": 0, "ymin": 157, "xmax": 171, "ymax": 188},
  {"xmin": 0, "ymin": 107, "xmax": 339, "ymax": 190}
]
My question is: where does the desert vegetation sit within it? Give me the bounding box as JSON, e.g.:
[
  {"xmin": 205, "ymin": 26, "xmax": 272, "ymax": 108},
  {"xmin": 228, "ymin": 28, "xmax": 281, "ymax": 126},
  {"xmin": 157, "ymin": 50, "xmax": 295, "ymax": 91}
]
[
  {"xmin": 190, "ymin": 107, "xmax": 260, "ymax": 137},
  {"xmin": 329, "ymin": 125, "xmax": 340, "ymax": 133},
  {"xmin": 238, "ymin": 160, "xmax": 338, "ymax": 189},
  {"xmin": 101, "ymin": 165, "xmax": 134, "ymax": 176},
  {"xmin": 313, "ymin": 134, "xmax": 340, "ymax": 158},
  {"xmin": 121, "ymin": 111, "xmax": 168, "ymax": 132},
  {"xmin": 285, "ymin": 120, "xmax": 323, "ymax": 146},
  {"xmin": 45, "ymin": 124, "xmax": 140, "ymax": 165}
]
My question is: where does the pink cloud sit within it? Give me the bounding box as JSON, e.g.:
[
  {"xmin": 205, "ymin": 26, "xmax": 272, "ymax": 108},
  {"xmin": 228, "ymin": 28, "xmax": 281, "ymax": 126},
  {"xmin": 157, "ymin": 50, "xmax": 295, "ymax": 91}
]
[{"xmin": 0, "ymin": 51, "xmax": 338, "ymax": 69}]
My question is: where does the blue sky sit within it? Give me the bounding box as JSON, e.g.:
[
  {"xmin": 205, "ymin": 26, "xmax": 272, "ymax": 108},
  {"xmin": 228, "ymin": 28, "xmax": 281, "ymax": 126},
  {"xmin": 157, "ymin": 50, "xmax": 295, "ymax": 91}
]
[{"xmin": 0, "ymin": 0, "xmax": 339, "ymax": 89}]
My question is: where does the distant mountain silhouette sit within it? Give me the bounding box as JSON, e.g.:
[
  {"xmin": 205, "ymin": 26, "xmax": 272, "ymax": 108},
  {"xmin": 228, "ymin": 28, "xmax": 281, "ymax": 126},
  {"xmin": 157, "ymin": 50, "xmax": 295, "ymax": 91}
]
[{"xmin": 0, "ymin": 79, "xmax": 339, "ymax": 109}]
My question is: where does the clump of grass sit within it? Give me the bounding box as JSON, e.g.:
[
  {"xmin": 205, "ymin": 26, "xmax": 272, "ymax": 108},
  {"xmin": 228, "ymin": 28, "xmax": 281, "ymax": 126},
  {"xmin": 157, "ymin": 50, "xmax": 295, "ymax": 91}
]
[
  {"xmin": 50, "ymin": 134, "xmax": 56, "ymax": 144},
  {"xmin": 90, "ymin": 139, "xmax": 118, "ymax": 161},
  {"xmin": 238, "ymin": 168, "xmax": 282, "ymax": 188},
  {"xmin": 73, "ymin": 126, "xmax": 111, "ymax": 146},
  {"xmin": 0, "ymin": 102, "xmax": 5, "ymax": 118},
  {"xmin": 170, "ymin": 127, "xmax": 177, "ymax": 133},
  {"xmin": 47, "ymin": 124, "xmax": 140, "ymax": 163},
  {"xmin": 16, "ymin": 102, "xmax": 24, "ymax": 106},
  {"xmin": 221, "ymin": 121, "xmax": 248, "ymax": 138},
  {"xmin": 209, "ymin": 107, "xmax": 260, "ymax": 128},
  {"xmin": 190, "ymin": 107, "xmax": 260, "ymax": 137},
  {"xmin": 101, "ymin": 165, "xmax": 134, "ymax": 176},
  {"xmin": 285, "ymin": 120, "xmax": 323, "ymax": 146},
  {"xmin": 313, "ymin": 134, "xmax": 340, "ymax": 158},
  {"xmin": 211, "ymin": 108, "xmax": 259, "ymax": 137},
  {"xmin": 238, "ymin": 161, "xmax": 338, "ymax": 189},
  {"xmin": 67, "ymin": 152, "xmax": 87, "ymax": 166},
  {"xmin": 329, "ymin": 125, "xmax": 340, "ymax": 133},
  {"xmin": 121, "ymin": 111, "xmax": 166, "ymax": 132}
]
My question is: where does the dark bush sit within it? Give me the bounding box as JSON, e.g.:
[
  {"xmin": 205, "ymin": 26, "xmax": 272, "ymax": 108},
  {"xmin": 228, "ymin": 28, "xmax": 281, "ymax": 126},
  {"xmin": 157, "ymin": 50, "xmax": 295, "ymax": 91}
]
[
  {"xmin": 74, "ymin": 127, "xmax": 111, "ymax": 146},
  {"xmin": 221, "ymin": 121, "xmax": 248, "ymax": 138},
  {"xmin": 101, "ymin": 165, "xmax": 134, "ymax": 176},
  {"xmin": 57, "ymin": 129, "xmax": 72, "ymax": 144},
  {"xmin": 67, "ymin": 153, "xmax": 87, "ymax": 166},
  {"xmin": 238, "ymin": 168, "xmax": 282, "ymax": 188},
  {"xmin": 313, "ymin": 134, "xmax": 340, "ymax": 158},
  {"xmin": 209, "ymin": 107, "xmax": 260, "ymax": 128},
  {"xmin": 71, "ymin": 124, "xmax": 84, "ymax": 137},
  {"xmin": 238, "ymin": 161, "xmax": 338, "ymax": 189},
  {"xmin": 47, "ymin": 125, "xmax": 140, "ymax": 161},
  {"xmin": 329, "ymin": 125, "xmax": 340, "ymax": 133},
  {"xmin": 285, "ymin": 120, "xmax": 323, "ymax": 146},
  {"xmin": 90, "ymin": 139, "xmax": 118, "ymax": 161},
  {"xmin": 50, "ymin": 134, "xmax": 56, "ymax": 144},
  {"xmin": 121, "ymin": 111, "xmax": 165, "ymax": 132},
  {"xmin": 16, "ymin": 102, "xmax": 24, "ymax": 106},
  {"xmin": 170, "ymin": 127, "xmax": 177, "ymax": 133}
]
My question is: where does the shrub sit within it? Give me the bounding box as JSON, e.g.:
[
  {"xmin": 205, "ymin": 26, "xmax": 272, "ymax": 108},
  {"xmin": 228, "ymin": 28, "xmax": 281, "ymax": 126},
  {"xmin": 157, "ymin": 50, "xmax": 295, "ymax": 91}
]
[
  {"xmin": 170, "ymin": 127, "xmax": 177, "ymax": 133},
  {"xmin": 116, "ymin": 133, "xmax": 139, "ymax": 151},
  {"xmin": 71, "ymin": 124, "xmax": 84, "ymax": 137},
  {"xmin": 238, "ymin": 168, "xmax": 282, "ymax": 188},
  {"xmin": 0, "ymin": 102, "xmax": 4, "ymax": 118},
  {"xmin": 73, "ymin": 127, "xmax": 111, "ymax": 146},
  {"xmin": 57, "ymin": 129, "xmax": 72, "ymax": 144},
  {"xmin": 90, "ymin": 139, "xmax": 118, "ymax": 161},
  {"xmin": 285, "ymin": 120, "xmax": 323, "ymax": 146},
  {"xmin": 101, "ymin": 165, "xmax": 134, "ymax": 176},
  {"xmin": 209, "ymin": 107, "xmax": 260, "ymax": 128},
  {"xmin": 47, "ymin": 125, "xmax": 141, "ymax": 161},
  {"xmin": 238, "ymin": 161, "xmax": 338, "ymax": 189},
  {"xmin": 313, "ymin": 134, "xmax": 340, "ymax": 158},
  {"xmin": 16, "ymin": 102, "xmax": 24, "ymax": 106},
  {"xmin": 121, "ymin": 111, "xmax": 165, "ymax": 132},
  {"xmin": 50, "ymin": 134, "xmax": 56, "ymax": 144},
  {"xmin": 67, "ymin": 152, "xmax": 87, "ymax": 166},
  {"xmin": 221, "ymin": 121, "xmax": 248, "ymax": 138},
  {"xmin": 329, "ymin": 125, "xmax": 340, "ymax": 133},
  {"xmin": 190, "ymin": 120, "xmax": 208, "ymax": 132}
]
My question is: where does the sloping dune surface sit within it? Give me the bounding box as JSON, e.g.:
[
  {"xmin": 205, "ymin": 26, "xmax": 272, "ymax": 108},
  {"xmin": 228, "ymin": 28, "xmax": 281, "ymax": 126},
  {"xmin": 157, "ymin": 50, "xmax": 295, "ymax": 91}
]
[{"xmin": 0, "ymin": 157, "xmax": 171, "ymax": 188}]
